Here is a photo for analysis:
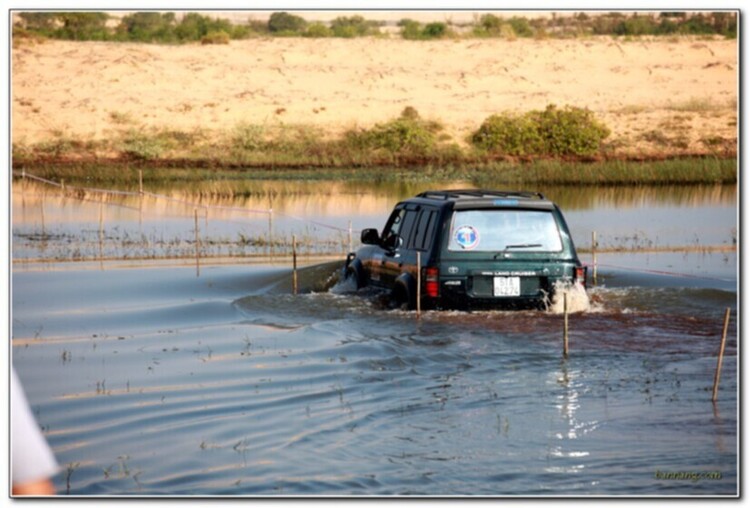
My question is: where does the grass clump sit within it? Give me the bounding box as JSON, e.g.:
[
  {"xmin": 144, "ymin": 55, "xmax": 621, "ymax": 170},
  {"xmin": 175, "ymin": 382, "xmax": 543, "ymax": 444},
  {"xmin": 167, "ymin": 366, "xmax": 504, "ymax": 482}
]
[
  {"xmin": 304, "ymin": 22, "xmax": 332, "ymax": 38},
  {"xmin": 119, "ymin": 130, "xmax": 168, "ymax": 161},
  {"xmin": 472, "ymin": 105, "xmax": 611, "ymax": 157},
  {"xmin": 201, "ymin": 30, "xmax": 230, "ymax": 45}
]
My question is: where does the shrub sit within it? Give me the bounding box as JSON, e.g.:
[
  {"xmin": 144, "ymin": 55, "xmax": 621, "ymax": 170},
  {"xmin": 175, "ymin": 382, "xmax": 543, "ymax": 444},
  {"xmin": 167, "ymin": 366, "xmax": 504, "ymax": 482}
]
[
  {"xmin": 120, "ymin": 130, "xmax": 166, "ymax": 160},
  {"xmin": 479, "ymin": 14, "xmax": 503, "ymax": 35},
  {"xmin": 201, "ymin": 30, "xmax": 230, "ymax": 45},
  {"xmin": 268, "ymin": 12, "xmax": 307, "ymax": 34},
  {"xmin": 304, "ymin": 22, "xmax": 332, "ymax": 38},
  {"xmin": 344, "ymin": 108, "xmax": 442, "ymax": 156},
  {"xmin": 174, "ymin": 13, "xmax": 233, "ymax": 42},
  {"xmin": 472, "ymin": 105, "xmax": 610, "ymax": 157},
  {"xmin": 471, "ymin": 113, "xmax": 544, "ymax": 156},
  {"xmin": 55, "ymin": 13, "xmax": 110, "ymax": 40},
  {"xmin": 401, "ymin": 20, "xmax": 450, "ymax": 40},
  {"xmin": 118, "ymin": 12, "xmax": 176, "ymax": 42},
  {"xmin": 614, "ymin": 14, "xmax": 658, "ymax": 36},
  {"xmin": 530, "ymin": 105, "xmax": 611, "ymax": 156},
  {"xmin": 232, "ymin": 124, "xmax": 266, "ymax": 151},
  {"xmin": 330, "ymin": 15, "xmax": 379, "ymax": 37},
  {"xmin": 399, "ymin": 19, "xmax": 423, "ymax": 39},
  {"xmin": 508, "ymin": 17, "xmax": 533, "ymax": 37},
  {"xmin": 423, "ymin": 22, "xmax": 448, "ymax": 38}
]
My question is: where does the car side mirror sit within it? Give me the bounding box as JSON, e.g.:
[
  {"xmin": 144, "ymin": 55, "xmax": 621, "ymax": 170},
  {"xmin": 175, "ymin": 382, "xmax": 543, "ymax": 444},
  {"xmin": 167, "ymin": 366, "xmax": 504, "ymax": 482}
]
[
  {"xmin": 360, "ymin": 228, "xmax": 380, "ymax": 245},
  {"xmin": 383, "ymin": 233, "xmax": 403, "ymax": 251}
]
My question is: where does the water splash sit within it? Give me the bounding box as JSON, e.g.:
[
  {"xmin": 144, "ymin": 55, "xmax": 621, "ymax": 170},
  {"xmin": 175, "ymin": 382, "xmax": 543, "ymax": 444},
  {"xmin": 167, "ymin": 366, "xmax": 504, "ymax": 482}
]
[
  {"xmin": 329, "ymin": 269, "xmax": 358, "ymax": 295},
  {"xmin": 546, "ymin": 281, "xmax": 590, "ymax": 314}
]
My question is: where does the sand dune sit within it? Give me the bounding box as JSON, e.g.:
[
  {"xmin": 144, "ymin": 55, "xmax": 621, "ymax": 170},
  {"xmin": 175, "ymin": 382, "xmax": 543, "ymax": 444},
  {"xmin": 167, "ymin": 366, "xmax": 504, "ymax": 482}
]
[{"xmin": 12, "ymin": 36, "xmax": 737, "ymax": 155}]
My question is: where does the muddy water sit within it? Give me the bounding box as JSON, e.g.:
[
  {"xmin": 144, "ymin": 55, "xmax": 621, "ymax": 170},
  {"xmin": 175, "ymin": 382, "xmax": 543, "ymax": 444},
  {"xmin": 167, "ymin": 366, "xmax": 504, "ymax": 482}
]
[{"xmin": 12, "ymin": 259, "xmax": 737, "ymax": 496}]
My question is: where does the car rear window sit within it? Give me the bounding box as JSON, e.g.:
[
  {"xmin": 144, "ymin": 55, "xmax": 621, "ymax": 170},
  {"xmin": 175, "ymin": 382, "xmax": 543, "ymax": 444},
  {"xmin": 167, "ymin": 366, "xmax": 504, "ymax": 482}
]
[{"xmin": 447, "ymin": 210, "xmax": 563, "ymax": 252}]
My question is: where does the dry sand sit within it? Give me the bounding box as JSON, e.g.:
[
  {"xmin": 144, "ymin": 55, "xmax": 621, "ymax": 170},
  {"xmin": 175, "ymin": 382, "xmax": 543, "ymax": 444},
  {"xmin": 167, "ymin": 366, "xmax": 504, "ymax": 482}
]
[{"xmin": 11, "ymin": 36, "xmax": 737, "ymax": 155}]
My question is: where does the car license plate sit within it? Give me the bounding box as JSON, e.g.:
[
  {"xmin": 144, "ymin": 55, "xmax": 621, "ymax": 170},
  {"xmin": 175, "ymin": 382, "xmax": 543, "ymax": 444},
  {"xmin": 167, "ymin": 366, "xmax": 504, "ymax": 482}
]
[{"xmin": 493, "ymin": 276, "xmax": 521, "ymax": 297}]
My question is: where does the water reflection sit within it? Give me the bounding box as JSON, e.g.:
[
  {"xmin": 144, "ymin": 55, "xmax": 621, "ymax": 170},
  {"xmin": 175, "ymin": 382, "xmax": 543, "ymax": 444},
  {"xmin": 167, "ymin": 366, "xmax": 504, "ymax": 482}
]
[
  {"xmin": 11, "ymin": 179, "xmax": 737, "ymax": 262},
  {"xmin": 546, "ymin": 362, "xmax": 598, "ymax": 476}
]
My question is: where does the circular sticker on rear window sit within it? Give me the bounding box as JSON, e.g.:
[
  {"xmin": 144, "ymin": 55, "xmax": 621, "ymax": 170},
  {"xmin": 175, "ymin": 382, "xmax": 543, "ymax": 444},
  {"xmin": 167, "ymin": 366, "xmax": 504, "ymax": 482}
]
[{"xmin": 454, "ymin": 225, "xmax": 480, "ymax": 250}]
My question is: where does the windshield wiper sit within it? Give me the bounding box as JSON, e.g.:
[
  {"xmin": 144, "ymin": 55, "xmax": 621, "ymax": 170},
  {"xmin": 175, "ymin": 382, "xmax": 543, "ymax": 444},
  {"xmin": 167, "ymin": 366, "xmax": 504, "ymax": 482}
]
[{"xmin": 504, "ymin": 243, "xmax": 543, "ymax": 250}]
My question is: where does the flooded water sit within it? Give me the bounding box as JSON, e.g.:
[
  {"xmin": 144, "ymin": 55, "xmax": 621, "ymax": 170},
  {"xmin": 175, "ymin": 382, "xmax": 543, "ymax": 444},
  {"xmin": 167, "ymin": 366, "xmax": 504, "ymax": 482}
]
[
  {"xmin": 11, "ymin": 180, "xmax": 737, "ymax": 261},
  {"xmin": 12, "ymin": 259, "xmax": 737, "ymax": 496},
  {"xmin": 11, "ymin": 178, "xmax": 738, "ymax": 496}
]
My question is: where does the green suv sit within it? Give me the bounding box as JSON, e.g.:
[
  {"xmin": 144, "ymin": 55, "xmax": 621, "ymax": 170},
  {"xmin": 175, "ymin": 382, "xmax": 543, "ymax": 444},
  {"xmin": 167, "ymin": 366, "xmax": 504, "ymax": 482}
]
[{"xmin": 343, "ymin": 189, "xmax": 586, "ymax": 310}]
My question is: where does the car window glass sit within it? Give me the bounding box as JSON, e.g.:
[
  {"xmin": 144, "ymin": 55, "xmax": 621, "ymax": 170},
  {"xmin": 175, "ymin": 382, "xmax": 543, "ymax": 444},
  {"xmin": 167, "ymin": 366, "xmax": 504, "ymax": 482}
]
[
  {"xmin": 412, "ymin": 209, "xmax": 437, "ymax": 250},
  {"xmin": 422, "ymin": 211, "xmax": 438, "ymax": 250},
  {"xmin": 398, "ymin": 210, "xmax": 419, "ymax": 248},
  {"xmin": 447, "ymin": 210, "xmax": 563, "ymax": 252},
  {"xmin": 383, "ymin": 208, "xmax": 405, "ymax": 239}
]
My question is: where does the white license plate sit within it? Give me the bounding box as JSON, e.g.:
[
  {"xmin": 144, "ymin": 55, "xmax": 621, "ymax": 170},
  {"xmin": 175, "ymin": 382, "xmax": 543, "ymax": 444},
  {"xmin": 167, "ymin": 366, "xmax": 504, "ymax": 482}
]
[{"xmin": 493, "ymin": 276, "xmax": 521, "ymax": 297}]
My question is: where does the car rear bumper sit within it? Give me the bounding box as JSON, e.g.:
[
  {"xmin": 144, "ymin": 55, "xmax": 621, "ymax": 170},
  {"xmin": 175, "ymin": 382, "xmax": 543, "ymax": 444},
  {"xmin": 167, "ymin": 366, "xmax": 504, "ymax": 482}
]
[{"xmin": 430, "ymin": 275, "xmax": 565, "ymax": 310}]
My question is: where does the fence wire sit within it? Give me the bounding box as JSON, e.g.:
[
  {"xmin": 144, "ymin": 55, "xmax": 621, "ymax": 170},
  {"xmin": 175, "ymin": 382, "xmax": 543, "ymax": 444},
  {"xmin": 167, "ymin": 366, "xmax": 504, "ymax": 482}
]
[{"xmin": 12, "ymin": 171, "xmax": 360, "ymax": 263}]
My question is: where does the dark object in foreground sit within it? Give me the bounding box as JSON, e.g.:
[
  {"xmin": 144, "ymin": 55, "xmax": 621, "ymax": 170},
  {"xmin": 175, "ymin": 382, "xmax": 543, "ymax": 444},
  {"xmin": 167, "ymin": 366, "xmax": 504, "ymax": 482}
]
[{"xmin": 344, "ymin": 189, "xmax": 586, "ymax": 310}]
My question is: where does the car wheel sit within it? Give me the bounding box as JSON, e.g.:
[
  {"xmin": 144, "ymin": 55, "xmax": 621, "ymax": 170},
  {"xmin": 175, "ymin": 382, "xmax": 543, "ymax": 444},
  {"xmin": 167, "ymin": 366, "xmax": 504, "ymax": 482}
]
[
  {"xmin": 343, "ymin": 265, "xmax": 362, "ymax": 290},
  {"xmin": 388, "ymin": 284, "xmax": 410, "ymax": 311}
]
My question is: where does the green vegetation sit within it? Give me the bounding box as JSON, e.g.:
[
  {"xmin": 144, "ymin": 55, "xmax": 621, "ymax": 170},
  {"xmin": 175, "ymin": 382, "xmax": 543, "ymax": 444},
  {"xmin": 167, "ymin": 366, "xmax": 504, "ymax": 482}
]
[
  {"xmin": 16, "ymin": 157, "xmax": 737, "ymax": 188},
  {"xmin": 268, "ymin": 11, "xmax": 307, "ymax": 35},
  {"xmin": 473, "ymin": 14, "xmax": 534, "ymax": 39},
  {"xmin": 200, "ymin": 30, "xmax": 230, "ymax": 45},
  {"xmin": 343, "ymin": 108, "xmax": 444, "ymax": 157},
  {"xmin": 330, "ymin": 15, "xmax": 381, "ymax": 38},
  {"xmin": 14, "ymin": 11, "xmax": 737, "ymax": 44},
  {"xmin": 471, "ymin": 105, "xmax": 611, "ymax": 157},
  {"xmin": 399, "ymin": 19, "xmax": 452, "ymax": 40},
  {"xmin": 12, "ymin": 104, "xmax": 736, "ymax": 173}
]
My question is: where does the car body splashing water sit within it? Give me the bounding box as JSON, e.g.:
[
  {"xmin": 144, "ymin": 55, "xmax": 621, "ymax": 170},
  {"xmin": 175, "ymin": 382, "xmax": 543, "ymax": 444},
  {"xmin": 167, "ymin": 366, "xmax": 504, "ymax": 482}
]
[{"xmin": 12, "ymin": 260, "xmax": 737, "ymax": 496}]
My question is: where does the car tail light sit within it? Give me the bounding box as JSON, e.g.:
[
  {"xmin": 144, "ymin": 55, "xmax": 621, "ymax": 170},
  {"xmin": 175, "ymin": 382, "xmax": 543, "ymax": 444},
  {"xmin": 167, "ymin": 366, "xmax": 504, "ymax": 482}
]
[
  {"xmin": 575, "ymin": 266, "xmax": 587, "ymax": 286},
  {"xmin": 424, "ymin": 266, "xmax": 440, "ymax": 298}
]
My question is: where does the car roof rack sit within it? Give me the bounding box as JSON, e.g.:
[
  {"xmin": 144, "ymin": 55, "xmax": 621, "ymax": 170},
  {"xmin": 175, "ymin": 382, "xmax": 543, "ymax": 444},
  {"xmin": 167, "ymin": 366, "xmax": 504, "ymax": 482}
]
[{"xmin": 416, "ymin": 189, "xmax": 546, "ymax": 201}]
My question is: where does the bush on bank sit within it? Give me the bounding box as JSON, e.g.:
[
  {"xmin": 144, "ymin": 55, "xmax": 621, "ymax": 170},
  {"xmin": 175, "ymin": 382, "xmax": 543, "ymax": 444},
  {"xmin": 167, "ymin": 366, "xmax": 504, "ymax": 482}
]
[{"xmin": 471, "ymin": 105, "xmax": 611, "ymax": 157}]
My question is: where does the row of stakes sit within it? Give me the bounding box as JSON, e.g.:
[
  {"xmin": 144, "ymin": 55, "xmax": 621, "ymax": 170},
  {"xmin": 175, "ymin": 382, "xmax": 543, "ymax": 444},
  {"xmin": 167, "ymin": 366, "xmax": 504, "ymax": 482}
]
[{"xmin": 290, "ymin": 249, "xmax": 733, "ymax": 403}]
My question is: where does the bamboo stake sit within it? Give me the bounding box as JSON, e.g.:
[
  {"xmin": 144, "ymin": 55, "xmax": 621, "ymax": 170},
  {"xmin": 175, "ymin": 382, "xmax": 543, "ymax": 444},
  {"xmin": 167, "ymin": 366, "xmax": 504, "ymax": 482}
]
[
  {"xmin": 592, "ymin": 231, "xmax": 598, "ymax": 285},
  {"xmin": 292, "ymin": 235, "xmax": 298, "ymax": 295},
  {"xmin": 563, "ymin": 293, "xmax": 569, "ymax": 359},
  {"xmin": 194, "ymin": 208, "xmax": 200, "ymax": 277},
  {"xmin": 416, "ymin": 251, "xmax": 421, "ymax": 319},
  {"xmin": 268, "ymin": 202, "xmax": 274, "ymax": 262},
  {"xmin": 711, "ymin": 308, "xmax": 731, "ymax": 402},
  {"xmin": 138, "ymin": 169, "xmax": 143, "ymax": 195},
  {"xmin": 348, "ymin": 220, "xmax": 353, "ymax": 254},
  {"xmin": 40, "ymin": 191, "xmax": 46, "ymax": 237},
  {"xmin": 98, "ymin": 201, "xmax": 104, "ymax": 268}
]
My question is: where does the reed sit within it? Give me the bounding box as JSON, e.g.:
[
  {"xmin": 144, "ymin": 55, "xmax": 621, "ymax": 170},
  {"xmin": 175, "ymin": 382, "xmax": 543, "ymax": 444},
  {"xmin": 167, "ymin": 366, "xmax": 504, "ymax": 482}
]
[{"xmin": 15, "ymin": 156, "xmax": 736, "ymax": 189}]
